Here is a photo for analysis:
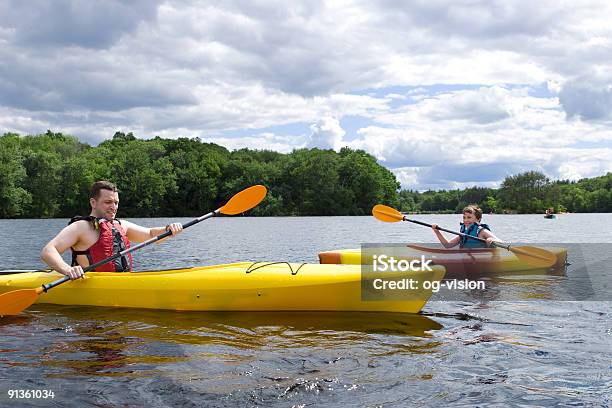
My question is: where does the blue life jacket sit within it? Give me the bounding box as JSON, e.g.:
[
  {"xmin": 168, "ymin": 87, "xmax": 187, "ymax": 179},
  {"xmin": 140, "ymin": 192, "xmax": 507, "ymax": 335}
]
[{"xmin": 459, "ymin": 222, "xmax": 490, "ymax": 248}]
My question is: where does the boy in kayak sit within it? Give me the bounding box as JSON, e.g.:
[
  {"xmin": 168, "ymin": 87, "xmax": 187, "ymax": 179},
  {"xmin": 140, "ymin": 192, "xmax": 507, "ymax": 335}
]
[
  {"xmin": 41, "ymin": 181, "xmax": 183, "ymax": 280},
  {"xmin": 431, "ymin": 204, "xmax": 502, "ymax": 248}
]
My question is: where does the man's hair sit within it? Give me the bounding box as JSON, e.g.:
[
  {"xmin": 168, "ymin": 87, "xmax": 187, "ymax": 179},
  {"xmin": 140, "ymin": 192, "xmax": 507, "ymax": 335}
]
[
  {"xmin": 463, "ymin": 204, "xmax": 483, "ymax": 221},
  {"xmin": 90, "ymin": 181, "xmax": 118, "ymax": 199}
]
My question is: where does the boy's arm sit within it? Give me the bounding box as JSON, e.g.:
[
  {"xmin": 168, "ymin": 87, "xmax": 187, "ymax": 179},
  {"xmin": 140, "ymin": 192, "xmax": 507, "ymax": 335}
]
[
  {"xmin": 479, "ymin": 229, "xmax": 503, "ymax": 246},
  {"xmin": 431, "ymin": 225, "xmax": 460, "ymax": 248}
]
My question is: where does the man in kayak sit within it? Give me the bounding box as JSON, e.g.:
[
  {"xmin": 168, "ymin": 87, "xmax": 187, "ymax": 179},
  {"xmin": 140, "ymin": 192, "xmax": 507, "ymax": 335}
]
[
  {"xmin": 431, "ymin": 204, "xmax": 502, "ymax": 248},
  {"xmin": 41, "ymin": 181, "xmax": 183, "ymax": 280}
]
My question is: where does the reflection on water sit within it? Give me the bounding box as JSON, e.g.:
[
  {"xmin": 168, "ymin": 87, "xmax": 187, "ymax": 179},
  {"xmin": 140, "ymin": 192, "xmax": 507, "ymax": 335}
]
[
  {"xmin": 1, "ymin": 304, "xmax": 610, "ymax": 406},
  {"xmin": 0, "ymin": 307, "xmax": 445, "ymax": 406},
  {"xmin": 5, "ymin": 307, "xmax": 443, "ymax": 374}
]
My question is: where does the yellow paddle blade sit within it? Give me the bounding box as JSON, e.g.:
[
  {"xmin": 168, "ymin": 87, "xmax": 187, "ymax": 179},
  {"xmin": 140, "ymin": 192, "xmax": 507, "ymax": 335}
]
[
  {"xmin": 220, "ymin": 185, "xmax": 267, "ymax": 215},
  {"xmin": 509, "ymin": 246, "xmax": 559, "ymax": 268},
  {"xmin": 372, "ymin": 204, "xmax": 405, "ymax": 223},
  {"xmin": 0, "ymin": 289, "xmax": 40, "ymax": 316}
]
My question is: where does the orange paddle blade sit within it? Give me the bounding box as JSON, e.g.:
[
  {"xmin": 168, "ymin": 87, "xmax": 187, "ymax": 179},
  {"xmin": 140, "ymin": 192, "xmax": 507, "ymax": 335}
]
[
  {"xmin": 509, "ymin": 245, "xmax": 559, "ymax": 268},
  {"xmin": 372, "ymin": 204, "xmax": 405, "ymax": 223},
  {"xmin": 220, "ymin": 185, "xmax": 267, "ymax": 215},
  {"xmin": 0, "ymin": 288, "xmax": 41, "ymax": 316}
]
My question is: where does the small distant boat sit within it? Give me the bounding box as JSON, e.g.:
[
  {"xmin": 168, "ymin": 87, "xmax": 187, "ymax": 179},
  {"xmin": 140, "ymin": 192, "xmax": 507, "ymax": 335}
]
[{"xmin": 544, "ymin": 214, "xmax": 556, "ymax": 219}]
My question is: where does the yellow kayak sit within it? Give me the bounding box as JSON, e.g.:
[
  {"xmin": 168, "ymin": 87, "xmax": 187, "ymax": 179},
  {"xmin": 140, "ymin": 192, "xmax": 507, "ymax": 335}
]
[
  {"xmin": 0, "ymin": 262, "xmax": 445, "ymax": 313},
  {"xmin": 319, "ymin": 244, "xmax": 567, "ymax": 278}
]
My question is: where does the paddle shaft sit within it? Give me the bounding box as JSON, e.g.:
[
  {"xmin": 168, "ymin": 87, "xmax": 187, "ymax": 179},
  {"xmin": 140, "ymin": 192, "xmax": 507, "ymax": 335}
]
[
  {"xmin": 402, "ymin": 216, "xmax": 511, "ymax": 250},
  {"xmin": 42, "ymin": 210, "xmax": 220, "ymax": 292}
]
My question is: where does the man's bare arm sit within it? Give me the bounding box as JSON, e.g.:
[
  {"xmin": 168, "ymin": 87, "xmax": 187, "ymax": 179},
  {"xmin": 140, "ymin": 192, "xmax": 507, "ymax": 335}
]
[
  {"xmin": 123, "ymin": 221, "xmax": 183, "ymax": 243},
  {"xmin": 40, "ymin": 222, "xmax": 85, "ymax": 279}
]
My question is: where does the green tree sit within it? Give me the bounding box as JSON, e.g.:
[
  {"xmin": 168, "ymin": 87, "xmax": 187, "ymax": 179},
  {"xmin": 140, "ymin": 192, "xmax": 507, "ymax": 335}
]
[
  {"xmin": 284, "ymin": 149, "xmax": 348, "ymax": 215},
  {"xmin": 4, "ymin": 131, "xmax": 611, "ymax": 217},
  {"xmin": 101, "ymin": 139, "xmax": 177, "ymax": 217},
  {"xmin": 22, "ymin": 150, "xmax": 63, "ymax": 217},
  {"xmin": 57, "ymin": 151, "xmax": 105, "ymax": 217},
  {"xmin": 0, "ymin": 134, "xmax": 32, "ymax": 217},
  {"xmin": 162, "ymin": 138, "xmax": 228, "ymax": 215},
  {"xmin": 338, "ymin": 148, "xmax": 400, "ymax": 214},
  {"xmin": 482, "ymin": 196, "xmax": 500, "ymax": 213},
  {"xmin": 398, "ymin": 190, "xmax": 419, "ymax": 212},
  {"xmin": 499, "ymin": 171, "xmax": 550, "ymax": 213}
]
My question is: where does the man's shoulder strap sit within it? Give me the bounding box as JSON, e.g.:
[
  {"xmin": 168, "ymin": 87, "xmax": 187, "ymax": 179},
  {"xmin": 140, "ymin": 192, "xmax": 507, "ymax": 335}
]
[{"xmin": 68, "ymin": 216, "xmax": 99, "ymax": 230}]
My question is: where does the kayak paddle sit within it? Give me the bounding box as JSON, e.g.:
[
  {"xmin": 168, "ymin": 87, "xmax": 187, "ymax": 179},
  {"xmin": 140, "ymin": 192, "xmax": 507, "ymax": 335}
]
[
  {"xmin": 0, "ymin": 184, "xmax": 267, "ymax": 316},
  {"xmin": 372, "ymin": 204, "xmax": 558, "ymax": 268}
]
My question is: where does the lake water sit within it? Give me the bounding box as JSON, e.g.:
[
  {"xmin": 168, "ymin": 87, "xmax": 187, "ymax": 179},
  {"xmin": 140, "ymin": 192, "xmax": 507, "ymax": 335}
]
[{"xmin": 1, "ymin": 214, "xmax": 611, "ymax": 407}]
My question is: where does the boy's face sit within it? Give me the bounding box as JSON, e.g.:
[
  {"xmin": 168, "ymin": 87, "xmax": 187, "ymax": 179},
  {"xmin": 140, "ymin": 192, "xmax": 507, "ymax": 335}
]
[{"xmin": 463, "ymin": 211, "xmax": 479, "ymax": 225}]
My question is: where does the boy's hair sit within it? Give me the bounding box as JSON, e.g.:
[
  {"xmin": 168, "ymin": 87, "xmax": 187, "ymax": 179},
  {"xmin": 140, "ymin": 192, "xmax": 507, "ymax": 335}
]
[
  {"xmin": 90, "ymin": 181, "xmax": 118, "ymax": 199},
  {"xmin": 463, "ymin": 204, "xmax": 483, "ymax": 221}
]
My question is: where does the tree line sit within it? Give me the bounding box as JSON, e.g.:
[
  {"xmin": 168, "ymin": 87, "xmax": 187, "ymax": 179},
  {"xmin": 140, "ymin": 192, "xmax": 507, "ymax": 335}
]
[
  {"xmin": 0, "ymin": 131, "xmax": 399, "ymax": 218},
  {"xmin": 399, "ymin": 170, "xmax": 612, "ymax": 214},
  {"xmin": 1, "ymin": 131, "xmax": 610, "ymax": 218}
]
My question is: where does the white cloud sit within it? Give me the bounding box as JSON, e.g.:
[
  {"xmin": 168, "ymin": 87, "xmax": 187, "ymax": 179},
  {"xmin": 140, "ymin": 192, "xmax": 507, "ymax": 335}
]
[
  {"xmin": 342, "ymin": 85, "xmax": 612, "ymax": 188},
  {"xmin": 0, "ymin": 0, "xmax": 160, "ymax": 49},
  {"xmin": 1, "ymin": 1, "xmax": 612, "ymax": 189},
  {"xmin": 307, "ymin": 117, "xmax": 345, "ymax": 150},
  {"xmin": 351, "ymin": 127, "xmax": 452, "ymax": 167},
  {"xmin": 559, "ymin": 73, "xmax": 612, "ymax": 120},
  {"xmin": 385, "ymin": 93, "xmax": 407, "ymax": 100},
  {"xmin": 206, "ymin": 132, "xmax": 303, "ymax": 153}
]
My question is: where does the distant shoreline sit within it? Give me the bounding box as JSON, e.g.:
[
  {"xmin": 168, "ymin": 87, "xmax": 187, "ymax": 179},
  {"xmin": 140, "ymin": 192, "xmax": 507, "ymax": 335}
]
[{"xmin": 1, "ymin": 132, "xmax": 611, "ymax": 218}]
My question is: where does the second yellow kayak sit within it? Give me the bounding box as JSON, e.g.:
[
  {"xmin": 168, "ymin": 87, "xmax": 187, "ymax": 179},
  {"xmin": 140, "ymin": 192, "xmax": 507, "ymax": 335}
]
[{"xmin": 319, "ymin": 244, "xmax": 567, "ymax": 278}]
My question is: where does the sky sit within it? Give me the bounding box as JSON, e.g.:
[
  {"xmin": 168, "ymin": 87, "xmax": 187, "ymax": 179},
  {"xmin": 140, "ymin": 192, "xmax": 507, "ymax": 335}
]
[{"xmin": 1, "ymin": 0, "xmax": 611, "ymax": 190}]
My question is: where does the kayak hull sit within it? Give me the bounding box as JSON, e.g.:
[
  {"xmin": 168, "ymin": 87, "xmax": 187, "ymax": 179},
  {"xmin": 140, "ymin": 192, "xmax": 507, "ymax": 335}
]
[
  {"xmin": 319, "ymin": 245, "xmax": 567, "ymax": 278},
  {"xmin": 0, "ymin": 262, "xmax": 445, "ymax": 314}
]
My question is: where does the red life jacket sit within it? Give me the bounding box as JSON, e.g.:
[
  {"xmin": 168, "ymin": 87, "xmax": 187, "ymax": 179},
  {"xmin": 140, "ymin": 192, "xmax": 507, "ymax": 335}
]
[{"xmin": 69, "ymin": 216, "xmax": 132, "ymax": 272}]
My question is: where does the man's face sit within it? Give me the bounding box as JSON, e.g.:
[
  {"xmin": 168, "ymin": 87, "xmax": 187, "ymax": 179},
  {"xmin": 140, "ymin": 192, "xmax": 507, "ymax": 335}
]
[{"xmin": 91, "ymin": 189, "xmax": 119, "ymax": 220}]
